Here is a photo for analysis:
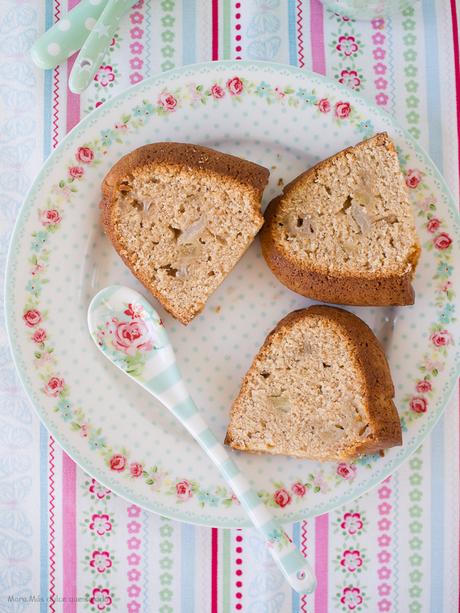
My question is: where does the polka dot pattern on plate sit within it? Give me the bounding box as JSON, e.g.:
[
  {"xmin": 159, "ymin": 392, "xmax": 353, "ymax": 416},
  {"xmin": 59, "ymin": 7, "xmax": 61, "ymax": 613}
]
[{"xmin": 6, "ymin": 62, "xmax": 459, "ymax": 527}]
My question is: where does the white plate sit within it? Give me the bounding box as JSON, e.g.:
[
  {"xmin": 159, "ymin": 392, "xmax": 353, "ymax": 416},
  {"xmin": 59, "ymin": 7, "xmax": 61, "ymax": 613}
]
[{"xmin": 6, "ymin": 61, "xmax": 460, "ymax": 527}]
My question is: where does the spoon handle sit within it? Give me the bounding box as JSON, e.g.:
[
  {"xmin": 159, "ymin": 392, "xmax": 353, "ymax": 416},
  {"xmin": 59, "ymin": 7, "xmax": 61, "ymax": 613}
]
[
  {"xmin": 88, "ymin": 285, "xmax": 316, "ymax": 594},
  {"xmin": 68, "ymin": 0, "xmax": 132, "ymax": 94},
  {"xmin": 151, "ymin": 377, "xmax": 316, "ymax": 595},
  {"xmin": 30, "ymin": 0, "xmax": 110, "ymax": 70}
]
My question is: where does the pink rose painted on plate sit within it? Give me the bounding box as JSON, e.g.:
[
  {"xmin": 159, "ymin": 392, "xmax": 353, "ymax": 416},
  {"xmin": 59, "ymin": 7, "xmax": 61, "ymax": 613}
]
[
  {"xmin": 31, "ymin": 263, "xmax": 44, "ymax": 276},
  {"xmin": 32, "ymin": 328, "xmax": 46, "ymax": 343},
  {"xmin": 416, "ymin": 379, "xmax": 432, "ymax": 393},
  {"xmin": 158, "ymin": 92, "xmax": 177, "ymax": 111},
  {"xmin": 318, "ymin": 98, "xmax": 331, "ymax": 113},
  {"xmin": 340, "ymin": 549, "xmax": 363, "ymax": 572},
  {"xmin": 405, "ymin": 168, "xmax": 422, "ymax": 188},
  {"xmin": 433, "ymin": 232, "xmax": 452, "ymax": 250},
  {"xmin": 273, "ymin": 488, "xmax": 292, "ymax": 507},
  {"xmin": 111, "ymin": 319, "xmax": 154, "ymax": 356},
  {"xmin": 68, "ymin": 166, "xmax": 84, "ymax": 180},
  {"xmin": 226, "ymin": 76, "xmax": 244, "ymax": 96},
  {"xmin": 44, "ymin": 376, "xmax": 64, "ymax": 397},
  {"xmin": 40, "ymin": 209, "xmax": 61, "ymax": 226},
  {"xmin": 340, "ymin": 586, "xmax": 363, "ymax": 610},
  {"xmin": 337, "ymin": 462, "xmax": 357, "ymax": 480},
  {"xmin": 23, "ymin": 309, "xmax": 41, "ymax": 327},
  {"xmin": 110, "ymin": 454, "xmax": 127, "ymax": 471},
  {"xmin": 291, "ymin": 482, "xmax": 306, "ymax": 497},
  {"xmin": 89, "ymin": 587, "xmax": 112, "ymax": 611},
  {"xmin": 341, "ymin": 512, "xmax": 363, "ymax": 535},
  {"xmin": 426, "ymin": 218, "xmax": 440, "ymax": 233},
  {"xmin": 90, "ymin": 550, "xmax": 113, "ymax": 573},
  {"xmin": 335, "ymin": 101, "xmax": 351, "ymax": 119},
  {"xmin": 430, "ymin": 329, "xmax": 452, "ymax": 346},
  {"xmin": 130, "ymin": 462, "xmax": 143, "ymax": 478},
  {"xmin": 76, "ymin": 146, "xmax": 94, "ymax": 164},
  {"xmin": 176, "ymin": 479, "xmax": 193, "ymax": 500},
  {"xmin": 410, "ymin": 396, "xmax": 427, "ymax": 414},
  {"xmin": 210, "ymin": 84, "xmax": 225, "ymax": 99}
]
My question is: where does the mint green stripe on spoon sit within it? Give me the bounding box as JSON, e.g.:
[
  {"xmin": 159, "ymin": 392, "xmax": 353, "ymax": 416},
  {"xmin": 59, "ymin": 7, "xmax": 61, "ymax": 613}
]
[
  {"xmin": 88, "ymin": 285, "xmax": 317, "ymax": 595},
  {"xmin": 69, "ymin": 0, "xmax": 133, "ymax": 94},
  {"xmin": 31, "ymin": 0, "xmax": 110, "ymax": 70}
]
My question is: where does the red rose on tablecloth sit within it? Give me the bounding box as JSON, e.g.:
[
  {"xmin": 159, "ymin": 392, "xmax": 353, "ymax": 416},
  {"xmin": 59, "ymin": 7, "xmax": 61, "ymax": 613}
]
[
  {"xmin": 176, "ymin": 480, "xmax": 192, "ymax": 500},
  {"xmin": 273, "ymin": 488, "xmax": 291, "ymax": 507},
  {"xmin": 426, "ymin": 218, "xmax": 440, "ymax": 233},
  {"xmin": 112, "ymin": 319, "xmax": 154, "ymax": 355},
  {"xmin": 95, "ymin": 65, "xmax": 116, "ymax": 87},
  {"xmin": 110, "ymin": 454, "xmax": 127, "ymax": 471},
  {"xmin": 44, "ymin": 376, "xmax": 65, "ymax": 397},
  {"xmin": 410, "ymin": 396, "xmax": 427, "ymax": 414},
  {"xmin": 89, "ymin": 586, "xmax": 112, "ymax": 610},
  {"xmin": 32, "ymin": 328, "xmax": 46, "ymax": 343},
  {"xmin": 89, "ymin": 478, "xmax": 111, "ymax": 499},
  {"xmin": 430, "ymin": 329, "xmax": 452, "ymax": 346},
  {"xmin": 23, "ymin": 309, "xmax": 42, "ymax": 327},
  {"xmin": 226, "ymin": 76, "xmax": 244, "ymax": 96},
  {"xmin": 318, "ymin": 98, "xmax": 331, "ymax": 113},
  {"xmin": 68, "ymin": 166, "xmax": 84, "ymax": 180},
  {"xmin": 211, "ymin": 84, "xmax": 225, "ymax": 99},
  {"xmin": 340, "ymin": 586, "xmax": 363, "ymax": 610},
  {"xmin": 40, "ymin": 209, "xmax": 61, "ymax": 226},
  {"xmin": 90, "ymin": 550, "xmax": 113, "ymax": 573},
  {"xmin": 340, "ymin": 549, "xmax": 363, "ymax": 572},
  {"xmin": 158, "ymin": 91, "xmax": 177, "ymax": 111},
  {"xmin": 341, "ymin": 512, "xmax": 363, "ymax": 535},
  {"xmin": 339, "ymin": 69, "xmax": 361, "ymax": 89},
  {"xmin": 336, "ymin": 35, "xmax": 359, "ymax": 56},
  {"xmin": 405, "ymin": 168, "xmax": 422, "ymax": 188},
  {"xmin": 291, "ymin": 482, "xmax": 306, "ymax": 497},
  {"xmin": 130, "ymin": 462, "xmax": 143, "ymax": 478},
  {"xmin": 433, "ymin": 232, "xmax": 452, "ymax": 250},
  {"xmin": 337, "ymin": 462, "xmax": 357, "ymax": 480},
  {"xmin": 76, "ymin": 146, "xmax": 94, "ymax": 164},
  {"xmin": 335, "ymin": 101, "xmax": 351, "ymax": 118},
  {"xmin": 416, "ymin": 379, "xmax": 432, "ymax": 393}
]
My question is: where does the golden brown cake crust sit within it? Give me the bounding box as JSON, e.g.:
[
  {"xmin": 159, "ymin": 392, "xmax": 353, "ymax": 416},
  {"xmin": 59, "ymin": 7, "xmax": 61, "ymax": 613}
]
[
  {"xmin": 225, "ymin": 305, "xmax": 402, "ymax": 460},
  {"xmin": 101, "ymin": 142, "xmax": 270, "ymax": 203},
  {"xmin": 260, "ymin": 133, "xmax": 420, "ymax": 306},
  {"xmin": 100, "ymin": 143, "xmax": 269, "ymax": 324}
]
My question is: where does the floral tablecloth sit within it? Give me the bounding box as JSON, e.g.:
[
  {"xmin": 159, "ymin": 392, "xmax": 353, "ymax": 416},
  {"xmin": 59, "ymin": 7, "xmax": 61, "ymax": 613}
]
[{"xmin": 0, "ymin": 0, "xmax": 459, "ymax": 611}]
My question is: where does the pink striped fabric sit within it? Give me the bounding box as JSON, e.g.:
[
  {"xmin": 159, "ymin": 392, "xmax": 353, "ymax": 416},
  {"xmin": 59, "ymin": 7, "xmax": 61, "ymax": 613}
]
[
  {"xmin": 310, "ymin": 0, "xmax": 326, "ymax": 75},
  {"xmin": 62, "ymin": 452, "xmax": 77, "ymax": 612}
]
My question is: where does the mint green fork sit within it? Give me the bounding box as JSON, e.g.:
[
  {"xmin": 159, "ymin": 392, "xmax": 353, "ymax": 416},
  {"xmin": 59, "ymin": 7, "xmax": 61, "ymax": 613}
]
[{"xmin": 88, "ymin": 285, "xmax": 316, "ymax": 595}]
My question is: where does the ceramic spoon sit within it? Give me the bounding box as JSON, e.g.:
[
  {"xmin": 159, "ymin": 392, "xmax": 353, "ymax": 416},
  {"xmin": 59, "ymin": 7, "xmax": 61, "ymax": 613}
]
[
  {"xmin": 30, "ymin": 0, "xmax": 110, "ymax": 70},
  {"xmin": 88, "ymin": 285, "xmax": 316, "ymax": 595},
  {"xmin": 69, "ymin": 0, "xmax": 133, "ymax": 94}
]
